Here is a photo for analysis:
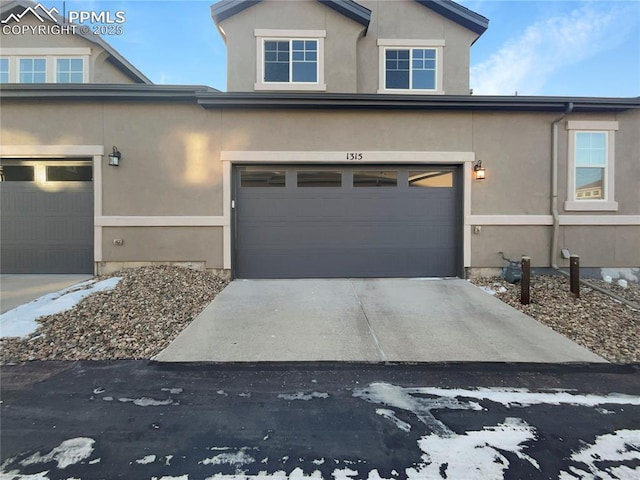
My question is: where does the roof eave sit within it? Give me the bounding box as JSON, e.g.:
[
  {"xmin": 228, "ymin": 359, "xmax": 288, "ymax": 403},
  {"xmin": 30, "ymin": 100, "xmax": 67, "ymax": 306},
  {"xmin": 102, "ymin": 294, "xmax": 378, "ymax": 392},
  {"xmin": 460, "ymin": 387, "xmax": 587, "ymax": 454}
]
[
  {"xmin": 415, "ymin": 0, "xmax": 489, "ymax": 36},
  {"xmin": 1, "ymin": 85, "xmax": 637, "ymax": 112},
  {"xmin": 211, "ymin": 0, "xmax": 371, "ymax": 29}
]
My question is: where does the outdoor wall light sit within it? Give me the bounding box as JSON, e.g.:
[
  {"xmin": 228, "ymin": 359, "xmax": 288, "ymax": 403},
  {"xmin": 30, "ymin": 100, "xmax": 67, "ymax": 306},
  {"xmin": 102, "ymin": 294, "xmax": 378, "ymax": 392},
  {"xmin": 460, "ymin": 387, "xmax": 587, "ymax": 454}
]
[
  {"xmin": 473, "ymin": 160, "xmax": 486, "ymax": 180},
  {"xmin": 108, "ymin": 146, "xmax": 122, "ymax": 167}
]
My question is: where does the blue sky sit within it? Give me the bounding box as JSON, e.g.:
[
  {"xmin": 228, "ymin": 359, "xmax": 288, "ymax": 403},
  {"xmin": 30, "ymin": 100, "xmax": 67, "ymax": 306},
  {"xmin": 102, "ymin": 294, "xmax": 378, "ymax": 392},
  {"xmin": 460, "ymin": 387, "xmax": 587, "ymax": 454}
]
[{"xmin": 42, "ymin": 0, "xmax": 640, "ymax": 96}]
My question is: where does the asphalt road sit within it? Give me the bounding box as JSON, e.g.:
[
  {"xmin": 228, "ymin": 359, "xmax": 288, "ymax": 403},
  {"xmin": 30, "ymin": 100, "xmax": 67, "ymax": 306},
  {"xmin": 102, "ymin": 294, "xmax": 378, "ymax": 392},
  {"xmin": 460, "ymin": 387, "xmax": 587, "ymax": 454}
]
[{"xmin": 1, "ymin": 361, "xmax": 639, "ymax": 479}]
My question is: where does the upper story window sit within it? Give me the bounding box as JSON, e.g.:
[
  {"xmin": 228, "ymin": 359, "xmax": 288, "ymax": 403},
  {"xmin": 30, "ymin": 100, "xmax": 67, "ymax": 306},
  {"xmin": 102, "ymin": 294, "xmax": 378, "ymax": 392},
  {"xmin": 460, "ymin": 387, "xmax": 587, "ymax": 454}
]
[
  {"xmin": 0, "ymin": 48, "xmax": 89, "ymax": 83},
  {"xmin": 565, "ymin": 121, "xmax": 619, "ymax": 211},
  {"xmin": 264, "ymin": 40, "xmax": 317, "ymax": 83},
  {"xmin": 19, "ymin": 58, "xmax": 46, "ymax": 83},
  {"xmin": 378, "ymin": 39, "xmax": 445, "ymax": 94},
  {"xmin": 56, "ymin": 58, "xmax": 84, "ymax": 83},
  {"xmin": 0, "ymin": 58, "xmax": 9, "ymax": 83},
  {"xmin": 255, "ymin": 29, "xmax": 326, "ymax": 91}
]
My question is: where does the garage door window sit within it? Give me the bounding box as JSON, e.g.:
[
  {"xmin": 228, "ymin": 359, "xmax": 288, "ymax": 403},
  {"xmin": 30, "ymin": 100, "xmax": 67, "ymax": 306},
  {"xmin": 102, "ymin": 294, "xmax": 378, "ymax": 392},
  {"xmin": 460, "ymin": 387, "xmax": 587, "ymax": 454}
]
[
  {"xmin": 46, "ymin": 166, "xmax": 92, "ymax": 182},
  {"xmin": 240, "ymin": 170, "xmax": 286, "ymax": 187},
  {"xmin": 297, "ymin": 171, "xmax": 342, "ymax": 187},
  {"xmin": 354, "ymin": 171, "xmax": 397, "ymax": 187},
  {"xmin": 409, "ymin": 170, "xmax": 453, "ymax": 188},
  {"xmin": 0, "ymin": 165, "xmax": 34, "ymax": 181}
]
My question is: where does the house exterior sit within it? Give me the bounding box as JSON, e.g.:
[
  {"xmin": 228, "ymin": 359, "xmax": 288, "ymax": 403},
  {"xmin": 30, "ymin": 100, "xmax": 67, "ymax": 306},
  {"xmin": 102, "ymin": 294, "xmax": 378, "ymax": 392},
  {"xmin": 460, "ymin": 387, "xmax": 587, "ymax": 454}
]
[{"xmin": 1, "ymin": 0, "xmax": 638, "ymax": 279}]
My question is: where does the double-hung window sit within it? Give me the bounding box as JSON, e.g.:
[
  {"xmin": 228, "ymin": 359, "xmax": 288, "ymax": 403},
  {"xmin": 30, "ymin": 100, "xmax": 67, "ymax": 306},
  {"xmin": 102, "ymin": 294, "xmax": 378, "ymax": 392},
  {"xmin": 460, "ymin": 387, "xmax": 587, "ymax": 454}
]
[
  {"xmin": 255, "ymin": 29, "xmax": 326, "ymax": 91},
  {"xmin": 378, "ymin": 40, "xmax": 445, "ymax": 94},
  {"xmin": 565, "ymin": 121, "xmax": 619, "ymax": 211},
  {"xmin": 19, "ymin": 58, "xmax": 46, "ymax": 83}
]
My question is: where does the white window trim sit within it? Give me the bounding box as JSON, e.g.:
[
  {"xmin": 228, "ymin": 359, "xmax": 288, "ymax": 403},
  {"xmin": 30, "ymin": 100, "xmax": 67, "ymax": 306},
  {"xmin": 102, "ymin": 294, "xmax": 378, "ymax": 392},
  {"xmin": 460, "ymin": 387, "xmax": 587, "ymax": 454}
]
[
  {"xmin": 254, "ymin": 29, "xmax": 326, "ymax": 91},
  {"xmin": 565, "ymin": 120, "xmax": 619, "ymax": 211},
  {"xmin": 1, "ymin": 48, "xmax": 90, "ymax": 83},
  {"xmin": 377, "ymin": 39, "xmax": 445, "ymax": 95}
]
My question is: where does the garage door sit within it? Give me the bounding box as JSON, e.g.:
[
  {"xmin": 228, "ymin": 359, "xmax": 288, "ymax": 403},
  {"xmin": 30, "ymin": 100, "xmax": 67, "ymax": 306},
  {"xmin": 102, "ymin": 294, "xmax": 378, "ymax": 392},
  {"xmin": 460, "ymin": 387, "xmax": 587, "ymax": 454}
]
[
  {"xmin": 0, "ymin": 160, "xmax": 94, "ymax": 274},
  {"xmin": 234, "ymin": 165, "xmax": 461, "ymax": 278}
]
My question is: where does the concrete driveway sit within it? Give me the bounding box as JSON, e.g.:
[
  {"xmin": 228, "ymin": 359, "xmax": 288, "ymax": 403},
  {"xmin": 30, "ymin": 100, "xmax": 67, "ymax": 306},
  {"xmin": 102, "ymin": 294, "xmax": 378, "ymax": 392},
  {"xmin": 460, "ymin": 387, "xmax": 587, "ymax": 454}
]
[
  {"xmin": 155, "ymin": 278, "xmax": 605, "ymax": 363},
  {"xmin": 0, "ymin": 274, "xmax": 93, "ymax": 314}
]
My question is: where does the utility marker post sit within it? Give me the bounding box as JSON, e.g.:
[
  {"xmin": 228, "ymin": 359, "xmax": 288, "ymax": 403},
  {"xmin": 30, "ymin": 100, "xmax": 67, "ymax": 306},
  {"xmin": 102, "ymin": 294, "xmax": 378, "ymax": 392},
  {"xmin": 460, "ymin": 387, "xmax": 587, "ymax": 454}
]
[
  {"xmin": 570, "ymin": 255, "xmax": 580, "ymax": 298},
  {"xmin": 521, "ymin": 256, "xmax": 531, "ymax": 305}
]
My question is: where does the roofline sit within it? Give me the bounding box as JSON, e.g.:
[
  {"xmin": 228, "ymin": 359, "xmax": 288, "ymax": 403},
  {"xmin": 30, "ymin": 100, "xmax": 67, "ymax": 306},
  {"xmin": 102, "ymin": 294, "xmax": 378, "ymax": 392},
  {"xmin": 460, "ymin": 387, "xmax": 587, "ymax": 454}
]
[
  {"xmin": 416, "ymin": 0, "xmax": 488, "ymax": 36},
  {"xmin": 1, "ymin": 85, "xmax": 638, "ymax": 113},
  {"xmin": 0, "ymin": 84, "xmax": 215, "ymax": 101},
  {"xmin": 0, "ymin": 0, "xmax": 153, "ymax": 84},
  {"xmin": 211, "ymin": 0, "xmax": 371, "ymax": 29},
  {"xmin": 211, "ymin": 0, "xmax": 485, "ymax": 36},
  {"xmin": 318, "ymin": 0, "xmax": 372, "ymax": 28}
]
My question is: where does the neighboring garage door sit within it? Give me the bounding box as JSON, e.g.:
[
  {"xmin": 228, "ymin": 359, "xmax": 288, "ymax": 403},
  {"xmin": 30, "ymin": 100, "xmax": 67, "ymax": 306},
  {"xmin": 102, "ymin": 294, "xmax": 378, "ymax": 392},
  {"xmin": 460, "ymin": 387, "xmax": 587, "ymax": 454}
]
[
  {"xmin": 234, "ymin": 165, "xmax": 461, "ymax": 278},
  {"xmin": 1, "ymin": 159, "xmax": 94, "ymax": 274}
]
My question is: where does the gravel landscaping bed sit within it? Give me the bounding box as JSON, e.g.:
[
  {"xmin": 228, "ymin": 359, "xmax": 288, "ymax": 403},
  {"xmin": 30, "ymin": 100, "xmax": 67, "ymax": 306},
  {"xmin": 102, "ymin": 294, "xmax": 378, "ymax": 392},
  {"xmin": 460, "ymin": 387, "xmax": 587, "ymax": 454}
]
[
  {"xmin": 2, "ymin": 268, "xmax": 637, "ymax": 364},
  {"xmin": 1, "ymin": 266, "xmax": 228, "ymax": 364},
  {"xmin": 471, "ymin": 275, "xmax": 639, "ymax": 364}
]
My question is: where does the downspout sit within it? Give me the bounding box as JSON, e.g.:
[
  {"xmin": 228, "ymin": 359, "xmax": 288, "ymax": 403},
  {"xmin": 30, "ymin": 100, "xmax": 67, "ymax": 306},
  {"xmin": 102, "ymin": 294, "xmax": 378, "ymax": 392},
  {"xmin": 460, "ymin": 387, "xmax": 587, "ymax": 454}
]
[{"xmin": 550, "ymin": 102, "xmax": 574, "ymax": 269}]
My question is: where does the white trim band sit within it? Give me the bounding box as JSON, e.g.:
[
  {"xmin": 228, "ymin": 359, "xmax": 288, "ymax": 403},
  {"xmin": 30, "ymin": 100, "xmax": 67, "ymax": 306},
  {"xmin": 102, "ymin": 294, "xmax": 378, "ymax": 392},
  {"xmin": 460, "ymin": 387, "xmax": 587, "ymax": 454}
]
[{"xmin": 96, "ymin": 216, "xmax": 228, "ymax": 227}]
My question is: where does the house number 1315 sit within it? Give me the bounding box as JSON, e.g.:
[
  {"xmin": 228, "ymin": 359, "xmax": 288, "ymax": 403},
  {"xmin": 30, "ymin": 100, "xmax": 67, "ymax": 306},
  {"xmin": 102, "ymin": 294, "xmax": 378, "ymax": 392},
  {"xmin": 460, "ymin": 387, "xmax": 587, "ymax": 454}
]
[{"xmin": 346, "ymin": 153, "xmax": 363, "ymax": 160}]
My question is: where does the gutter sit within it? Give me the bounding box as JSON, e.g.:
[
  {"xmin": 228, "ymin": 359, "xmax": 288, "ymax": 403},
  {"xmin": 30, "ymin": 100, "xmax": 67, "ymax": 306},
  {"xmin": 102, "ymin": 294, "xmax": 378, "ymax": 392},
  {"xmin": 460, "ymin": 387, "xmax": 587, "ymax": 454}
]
[{"xmin": 550, "ymin": 102, "xmax": 574, "ymax": 269}]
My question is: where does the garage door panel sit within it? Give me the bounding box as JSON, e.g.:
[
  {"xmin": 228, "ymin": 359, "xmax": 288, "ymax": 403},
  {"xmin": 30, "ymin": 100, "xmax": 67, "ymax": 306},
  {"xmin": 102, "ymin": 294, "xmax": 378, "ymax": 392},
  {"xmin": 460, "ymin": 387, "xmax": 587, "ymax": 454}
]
[
  {"xmin": 1, "ymin": 161, "xmax": 93, "ymax": 274},
  {"xmin": 235, "ymin": 165, "xmax": 461, "ymax": 278}
]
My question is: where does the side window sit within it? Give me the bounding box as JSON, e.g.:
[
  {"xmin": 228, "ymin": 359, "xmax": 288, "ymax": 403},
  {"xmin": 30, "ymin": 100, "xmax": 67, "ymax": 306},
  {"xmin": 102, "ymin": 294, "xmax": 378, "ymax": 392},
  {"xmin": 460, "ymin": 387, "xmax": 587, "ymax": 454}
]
[
  {"xmin": 575, "ymin": 132, "xmax": 606, "ymax": 200},
  {"xmin": 565, "ymin": 121, "xmax": 619, "ymax": 211}
]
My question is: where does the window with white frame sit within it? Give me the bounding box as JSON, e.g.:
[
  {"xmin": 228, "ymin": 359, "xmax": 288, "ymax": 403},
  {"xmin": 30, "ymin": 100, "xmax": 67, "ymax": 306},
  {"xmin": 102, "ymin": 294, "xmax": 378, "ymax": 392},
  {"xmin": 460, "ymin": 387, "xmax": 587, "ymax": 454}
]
[
  {"xmin": 255, "ymin": 29, "xmax": 326, "ymax": 91},
  {"xmin": 0, "ymin": 58, "xmax": 8, "ymax": 83},
  {"xmin": 565, "ymin": 121, "xmax": 619, "ymax": 211},
  {"xmin": 19, "ymin": 58, "xmax": 46, "ymax": 83},
  {"xmin": 1, "ymin": 49, "xmax": 89, "ymax": 83},
  {"xmin": 378, "ymin": 40, "xmax": 445, "ymax": 94},
  {"xmin": 56, "ymin": 58, "xmax": 84, "ymax": 83}
]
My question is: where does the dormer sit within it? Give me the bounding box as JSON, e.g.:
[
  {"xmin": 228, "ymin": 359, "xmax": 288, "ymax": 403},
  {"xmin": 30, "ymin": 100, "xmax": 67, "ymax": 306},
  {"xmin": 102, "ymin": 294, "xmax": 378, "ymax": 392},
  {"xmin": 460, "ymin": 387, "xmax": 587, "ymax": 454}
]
[{"xmin": 211, "ymin": 0, "xmax": 488, "ymax": 94}]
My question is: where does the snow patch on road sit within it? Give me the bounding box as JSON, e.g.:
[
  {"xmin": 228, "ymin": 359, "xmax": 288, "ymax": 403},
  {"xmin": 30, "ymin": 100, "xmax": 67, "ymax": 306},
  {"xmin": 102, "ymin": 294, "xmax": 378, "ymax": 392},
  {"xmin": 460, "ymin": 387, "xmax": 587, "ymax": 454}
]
[
  {"xmin": 409, "ymin": 417, "xmax": 539, "ymax": 479},
  {"xmin": 402, "ymin": 386, "xmax": 640, "ymax": 408},
  {"xmin": 118, "ymin": 397, "xmax": 176, "ymax": 406},
  {"xmin": 375, "ymin": 409, "xmax": 411, "ymax": 432},
  {"xmin": 559, "ymin": 429, "xmax": 640, "ymax": 479},
  {"xmin": 278, "ymin": 392, "xmax": 329, "ymax": 401},
  {"xmin": 0, "ymin": 277, "xmax": 121, "ymax": 338},
  {"xmin": 135, "ymin": 454, "xmax": 157, "ymax": 464},
  {"xmin": 200, "ymin": 449, "xmax": 255, "ymax": 467},
  {"xmin": 19, "ymin": 437, "xmax": 95, "ymax": 469}
]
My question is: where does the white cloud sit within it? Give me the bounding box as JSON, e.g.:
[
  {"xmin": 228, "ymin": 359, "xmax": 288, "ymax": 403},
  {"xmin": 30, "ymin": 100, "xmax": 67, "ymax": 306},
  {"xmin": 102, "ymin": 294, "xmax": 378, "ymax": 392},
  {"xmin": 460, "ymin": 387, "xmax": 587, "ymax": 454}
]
[{"xmin": 470, "ymin": 2, "xmax": 635, "ymax": 95}]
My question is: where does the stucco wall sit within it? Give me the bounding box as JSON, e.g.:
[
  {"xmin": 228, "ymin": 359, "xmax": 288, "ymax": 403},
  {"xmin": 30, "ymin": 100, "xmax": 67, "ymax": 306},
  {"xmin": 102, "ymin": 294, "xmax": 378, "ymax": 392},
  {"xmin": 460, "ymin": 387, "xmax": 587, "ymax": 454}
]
[
  {"xmin": 221, "ymin": 0, "xmax": 365, "ymax": 92},
  {"xmin": 358, "ymin": 0, "xmax": 477, "ymax": 94},
  {"xmin": 1, "ymin": 98, "xmax": 638, "ymax": 271},
  {"xmin": 220, "ymin": 0, "xmax": 477, "ymax": 94}
]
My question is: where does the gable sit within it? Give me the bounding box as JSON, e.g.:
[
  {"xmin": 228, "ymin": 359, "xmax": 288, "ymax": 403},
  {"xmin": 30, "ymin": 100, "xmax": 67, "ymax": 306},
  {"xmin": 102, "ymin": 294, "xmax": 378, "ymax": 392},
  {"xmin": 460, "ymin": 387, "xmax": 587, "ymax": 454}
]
[
  {"xmin": 212, "ymin": 0, "xmax": 372, "ymax": 28},
  {"xmin": 0, "ymin": 0, "xmax": 152, "ymax": 84},
  {"xmin": 211, "ymin": 0, "xmax": 488, "ymax": 36}
]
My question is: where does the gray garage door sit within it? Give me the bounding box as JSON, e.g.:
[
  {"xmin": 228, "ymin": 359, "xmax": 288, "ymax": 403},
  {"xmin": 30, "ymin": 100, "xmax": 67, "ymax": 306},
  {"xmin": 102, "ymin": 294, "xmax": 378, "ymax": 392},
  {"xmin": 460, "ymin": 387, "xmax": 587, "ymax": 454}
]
[
  {"xmin": 234, "ymin": 165, "xmax": 461, "ymax": 278},
  {"xmin": 1, "ymin": 160, "xmax": 94, "ymax": 274}
]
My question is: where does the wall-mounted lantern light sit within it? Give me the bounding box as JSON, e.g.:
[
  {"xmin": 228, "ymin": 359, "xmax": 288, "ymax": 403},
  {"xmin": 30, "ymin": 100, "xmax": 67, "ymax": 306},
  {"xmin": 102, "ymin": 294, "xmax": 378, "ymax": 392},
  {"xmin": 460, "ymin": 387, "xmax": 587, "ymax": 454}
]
[
  {"xmin": 108, "ymin": 146, "xmax": 122, "ymax": 167},
  {"xmin": 473, "ymin": 160, "xmax": 486, "ymax": 180}
]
